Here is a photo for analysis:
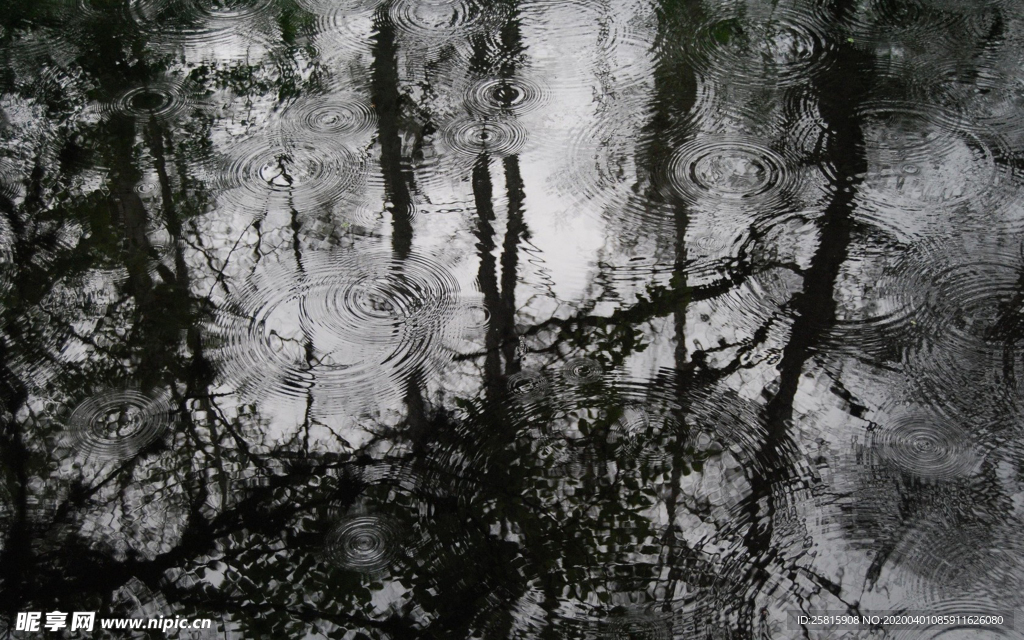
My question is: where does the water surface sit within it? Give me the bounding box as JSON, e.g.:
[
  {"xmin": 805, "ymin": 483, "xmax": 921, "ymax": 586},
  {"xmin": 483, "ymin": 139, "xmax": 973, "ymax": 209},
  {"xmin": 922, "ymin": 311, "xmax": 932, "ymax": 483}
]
[{"xmin": 1, "ymin": 0, "xmax": 1024, "ymax": 636}]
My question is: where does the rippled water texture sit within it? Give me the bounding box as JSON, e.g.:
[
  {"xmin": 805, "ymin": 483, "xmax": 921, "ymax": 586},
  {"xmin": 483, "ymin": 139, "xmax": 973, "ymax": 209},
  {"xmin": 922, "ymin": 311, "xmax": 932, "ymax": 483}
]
[{"xmin": 2, "ymin": 0, "xmax": 1024, "ymax": 636}]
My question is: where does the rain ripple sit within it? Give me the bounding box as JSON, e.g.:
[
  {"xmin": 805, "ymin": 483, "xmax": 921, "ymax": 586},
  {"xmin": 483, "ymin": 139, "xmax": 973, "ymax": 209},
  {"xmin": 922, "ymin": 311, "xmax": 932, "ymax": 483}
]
[
  {"xmin": 128, "ymin": 0, "xmax": 277, "ymax": 52},
  {"xmin": 63, "ymin": 389, "xmax": 174, "ymax": 462},
  {"xmin": 279, "ymin": 93, "xmax": 377, "ymax": 142},
  {"xmin": 684, "ymin": 5, "xmax": 835, "ymax": 86},
  {"xmin": 562, "ymin": 357, "xmax": 603, "ymax": 384},
  {"xmin": 904, "ymin": 256, "xmax": 1024, "ymax": 415},
  {"xmin": 104, "ymin": 79, "xmax": 200, "ymax": 121},
  {"xmin": 462, "ymin": 76, "xmax": 551, "ymax": 117},
  {"xmin": 439, "ymin": 117, "xmax": 529, "ymax": 158},
  {"xmin": 844, "ymin": 0, "xmax": 1002, "ymax": 49},
  {"xmin": 293, "ymin": 0, "xmax": 378, "ymax": 60},
  {"xmin": 322, "ymin": 514, "xmax": 404, "ymax": 574},
  {"xmin": 664, "ymin": 137, "xmax": 798, "ymax": 215},
  {"xmin": 205, "ymin": 249, "xmax": 460, "ymax": 408},
  {"xmin": 887, "ymin": 518, "xmax": 1019, "ymax": 591},
  {"xmin": 442, "ymin": 294, "xmax": 491, "ymax": 354},
  {"xmin": 916, "ymin": 260, "xmax": 1024, "ymax": 357},
  {"xmin": 492, "ymin": 371, "xmax": 766, "ymax": 470},
  {"xmin": 214, "ymin": 137, "xmax": 363, "ymax": 211},
  {"xmin": 857, "ymin": 102, "xmax": 1013, "ymax": 240},
  {"xmin": 513, "ymin": 0, "xmax": 656, "ymax": 97},
  {"xmin": 506, "ymin": 369, "xmax": 550, "ymax": 403},
  {"xmin": 611, "ymin": 404, "xmax": 652, "ymax": 460},
  {"xmin": 827, "ymin": 240, "xmax": 933, "ymax": 361},
  {"xmin": 389, "ymin": 0, "xmax": 507, "ymax": 38},
  {"xmin": 871, "ymin": 408, "xmax": 984, "ymax": 481}
]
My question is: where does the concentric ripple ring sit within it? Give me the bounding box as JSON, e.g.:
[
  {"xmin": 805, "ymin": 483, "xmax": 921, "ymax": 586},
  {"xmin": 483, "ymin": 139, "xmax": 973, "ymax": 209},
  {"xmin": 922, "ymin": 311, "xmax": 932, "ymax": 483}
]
[
  {"xmin": 562, "ymin": 357, "xmax": 603, "ymax": 384},
  {"xmin": 65, "ymin": 389, "xmax": 173, "ymax": 462},
  {"xmin": 464, "ymin": 76, "xmax": 550, "ymax": 117},
  {"xmin": 280, "ymin": 94, "xmax": 377, "ymax": 140},
  {"xmin": 322, "ymin": 515, "xmax": 403, "ymax": 573},
  {"xmin": 216, "ymin": 137, "xmax": 362, "ymax": 210},
  {"xmin": 441, "ymin": 118, "xmax": 528, "ymax": 157},
  {"xmin": 389, "ymin": 0, "xmax": 504, "ymax": 37},
  {"xmin": 106, "ymin": 80, "xmax": 196, "ymax": 120},
  {"xmin": 506, "ymin": 370, "xmax": 550, "ymax": 402},
  {"xmin": 665, "ymin": 138, "xmax": 792, "ymax": 209},
  {"xmin": 873, "ymin": 413, "xmax": 983, "ymax": 481},
  {"xmin": 206, "ymin": 250, "xmax": 460, "ymax": 407}
]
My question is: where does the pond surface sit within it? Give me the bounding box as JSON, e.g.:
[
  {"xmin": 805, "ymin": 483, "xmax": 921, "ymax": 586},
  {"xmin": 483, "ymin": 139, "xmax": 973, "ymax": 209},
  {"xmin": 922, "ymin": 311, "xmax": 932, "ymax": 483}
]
[{"xmin": 1, "ymin": 0, "xmax": 1024, "ymax": 637}]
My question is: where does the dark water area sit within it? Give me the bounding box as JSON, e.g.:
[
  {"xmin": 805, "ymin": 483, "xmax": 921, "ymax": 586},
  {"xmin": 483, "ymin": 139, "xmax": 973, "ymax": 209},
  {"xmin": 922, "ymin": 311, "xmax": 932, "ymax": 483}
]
[{"xmin": 1, "ymin": 0, "xmax": 1024, "ymax": 636}]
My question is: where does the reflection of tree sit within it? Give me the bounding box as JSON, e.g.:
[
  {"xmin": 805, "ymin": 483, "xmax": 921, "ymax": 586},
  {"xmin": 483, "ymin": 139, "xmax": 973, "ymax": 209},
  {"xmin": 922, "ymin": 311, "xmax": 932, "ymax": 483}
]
[
  {"xmin": 472, "ymin": 151, "xmax": 504, "ymax": 395},
  {"xmin": 0, "ymin": 0, "xmax": 282, "ymax": 627},
  {"xmin": 372, "ymin": 1, "xmax": 416, "ymax": 262},
  {"xmin": 638, "ymin": 0, "xmax": 702, "ymax": 621},
  {"xmin": 731, "ymin": 0, "xmax": 873, "ymax": 630}
]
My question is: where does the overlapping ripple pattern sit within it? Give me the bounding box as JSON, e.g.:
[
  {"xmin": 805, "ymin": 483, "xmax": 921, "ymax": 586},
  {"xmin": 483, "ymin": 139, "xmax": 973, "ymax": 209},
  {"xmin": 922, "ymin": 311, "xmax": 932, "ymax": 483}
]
[
  {"xmin": 127, "ymin": 0, "xmax": 278, "ymax": 51},
  {"xmin": 206, "ymin": 249, "xmax": 460, "ymax": 408},
  {"xmin": 389, "ymin": 0, "xmax": 505, "ymax": 37}
]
